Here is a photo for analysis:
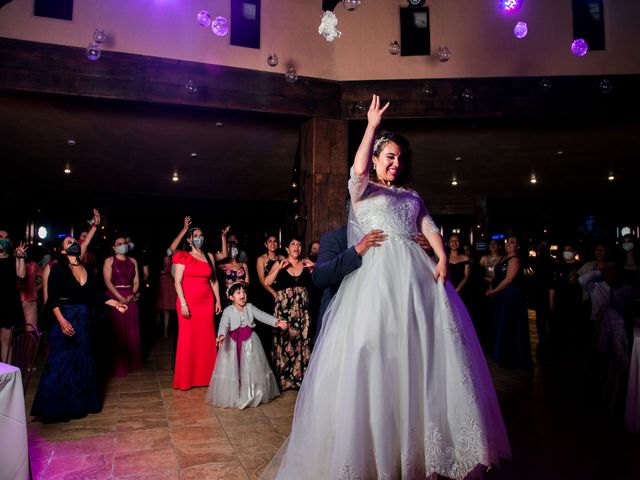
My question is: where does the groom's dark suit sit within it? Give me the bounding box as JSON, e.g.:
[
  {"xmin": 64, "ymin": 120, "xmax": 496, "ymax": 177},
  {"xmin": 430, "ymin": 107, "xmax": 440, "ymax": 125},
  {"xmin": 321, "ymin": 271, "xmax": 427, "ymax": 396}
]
[{"xmin": 311, "ymin": 225, "xmax": 362, "ymax": 341}]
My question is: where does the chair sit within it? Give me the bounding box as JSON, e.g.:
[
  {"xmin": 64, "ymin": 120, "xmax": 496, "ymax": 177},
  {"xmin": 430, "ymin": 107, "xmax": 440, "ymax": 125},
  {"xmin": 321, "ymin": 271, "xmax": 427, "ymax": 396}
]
[{"xmin": 9, "ymin": 323, "xmax": 42, "ymax": 394}]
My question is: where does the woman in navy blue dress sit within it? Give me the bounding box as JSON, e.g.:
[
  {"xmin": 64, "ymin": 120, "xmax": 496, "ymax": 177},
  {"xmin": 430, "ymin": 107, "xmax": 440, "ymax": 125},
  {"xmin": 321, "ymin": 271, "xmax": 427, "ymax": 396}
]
[
  {"xmin": 31, "ymin": 236, "xmax": 128, "ymax": 422},
  {"xmin": 486, "ymin": 235, "xmax": 533, "ymax": 371}
]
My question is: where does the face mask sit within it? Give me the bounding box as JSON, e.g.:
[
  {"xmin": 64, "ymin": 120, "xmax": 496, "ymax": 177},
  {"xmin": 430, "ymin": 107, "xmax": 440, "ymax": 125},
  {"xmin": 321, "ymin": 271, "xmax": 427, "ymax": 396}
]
[
  {"xmin": 166, "ymin": 248, "xmax": 173, "ymax": 257},
  {"xmin": 115, "ymin": 245, "xmax": 128, "ymax": 255},
  {"xmin": 127, "ymin": 242, "xmax": 135, "ymax": 252},
  {"xmin": 622, "ymin": 242, "xmax": 634, "ymax": 252},
  {"xmin": 562, "ymin": 251, "xmax": 575, "ymax": 261},
  {"xmin": 66, "ymin": 241, "xmax": 81, "ymax": 256},
  {"xmin": 230, "ymin": 246, "xmax": 239, "ymax": 259},
  {"xmin": 191, "ymin": 237, "xmax": 204, "ymax": 249},
  {"xmin": 0, "ymin": 238, "xmax": 9, "ymax": 250}
]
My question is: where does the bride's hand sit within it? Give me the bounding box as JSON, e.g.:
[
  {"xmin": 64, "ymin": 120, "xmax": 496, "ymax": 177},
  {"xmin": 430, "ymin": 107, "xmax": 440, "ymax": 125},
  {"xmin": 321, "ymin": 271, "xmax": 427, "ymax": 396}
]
[
  {"xmin": 434, "ymin": 260, "xmax": 447, "ymax": 283},
  {"xmin": 367, "ymin": 94, "xmax": 390, "ymax": 129}
]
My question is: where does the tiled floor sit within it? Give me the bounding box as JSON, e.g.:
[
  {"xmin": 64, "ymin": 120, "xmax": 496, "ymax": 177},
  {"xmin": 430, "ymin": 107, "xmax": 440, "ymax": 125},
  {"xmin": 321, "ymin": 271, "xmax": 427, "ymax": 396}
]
[
  {"xmin": 24, "ymin": 316, "xmax": 640, "ymax": 480},
  {"xmin": 25, "ymin": 339, "xmax": 294, "ymax": 479}
]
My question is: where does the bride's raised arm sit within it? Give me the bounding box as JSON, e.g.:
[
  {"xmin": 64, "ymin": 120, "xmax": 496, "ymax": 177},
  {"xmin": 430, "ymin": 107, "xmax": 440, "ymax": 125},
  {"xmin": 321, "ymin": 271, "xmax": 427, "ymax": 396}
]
[{"xmin": 353, "ymin": 94, "xmax": 390, "ymax": 178}]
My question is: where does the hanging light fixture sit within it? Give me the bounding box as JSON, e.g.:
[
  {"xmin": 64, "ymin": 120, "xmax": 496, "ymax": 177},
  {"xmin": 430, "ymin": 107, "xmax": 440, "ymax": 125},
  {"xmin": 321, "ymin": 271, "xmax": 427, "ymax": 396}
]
[{"xmin": 342, "ymin": 0, "xmax": 361, "ymax": 11}]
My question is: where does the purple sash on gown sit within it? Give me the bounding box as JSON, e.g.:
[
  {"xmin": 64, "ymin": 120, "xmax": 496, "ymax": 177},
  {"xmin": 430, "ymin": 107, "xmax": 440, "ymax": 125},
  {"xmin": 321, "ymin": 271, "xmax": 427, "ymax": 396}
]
[{"xmin": 229, "ymin": 326, "xmax": 252, "ymax": 375}]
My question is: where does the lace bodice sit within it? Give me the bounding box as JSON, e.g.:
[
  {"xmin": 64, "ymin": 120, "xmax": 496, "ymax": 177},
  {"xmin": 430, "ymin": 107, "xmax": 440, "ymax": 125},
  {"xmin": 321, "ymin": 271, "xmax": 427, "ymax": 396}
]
[{"xmin": 348, "ymin": 168, "xmax": 438, "ymax": 241}]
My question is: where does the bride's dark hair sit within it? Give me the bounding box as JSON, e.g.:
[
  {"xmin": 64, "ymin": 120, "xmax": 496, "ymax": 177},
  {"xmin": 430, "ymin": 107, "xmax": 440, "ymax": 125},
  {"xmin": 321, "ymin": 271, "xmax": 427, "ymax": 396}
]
[{"xmin": 371, "ymin": 130, "xmax": 412, "ymax": 187}]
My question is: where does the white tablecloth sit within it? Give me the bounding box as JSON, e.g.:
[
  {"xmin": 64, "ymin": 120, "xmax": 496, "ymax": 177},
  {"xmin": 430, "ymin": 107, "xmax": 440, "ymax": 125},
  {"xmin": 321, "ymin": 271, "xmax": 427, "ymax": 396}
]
[
  {"xmin": 0, "ymin": 362, "xmax": 29, "ymax": 480},
  {"xmin": 625, "ymin": 327, "xmax": 640, "ymax": 434}
]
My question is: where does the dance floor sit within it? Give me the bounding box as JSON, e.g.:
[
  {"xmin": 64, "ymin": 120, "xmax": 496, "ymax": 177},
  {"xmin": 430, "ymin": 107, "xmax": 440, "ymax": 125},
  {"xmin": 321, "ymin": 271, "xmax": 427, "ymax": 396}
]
[{"xmin": 23, "ymin": 316, "xmax": 640, "ymax": 479}]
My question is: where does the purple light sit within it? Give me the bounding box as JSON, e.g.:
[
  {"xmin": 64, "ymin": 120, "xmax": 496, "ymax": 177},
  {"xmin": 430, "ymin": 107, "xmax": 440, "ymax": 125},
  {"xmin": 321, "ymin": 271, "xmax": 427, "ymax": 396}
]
[
  {"xmin": 197, "ymin": 10, "xmax": 212, "ymax": 27},
  {"xmin": 571, "ymin": 38, "xmax": 589, "ymax": 57},
  {"xmin": 211, "ymin": 16, "xmax": 229, "ymax": 37},
  {"xmin": 513, "ymin": 21, "xmax": 528, "ymax": 39},
  {"xmin": 499, "ymin": 0, "xmax": 523, "ymax": 13}
]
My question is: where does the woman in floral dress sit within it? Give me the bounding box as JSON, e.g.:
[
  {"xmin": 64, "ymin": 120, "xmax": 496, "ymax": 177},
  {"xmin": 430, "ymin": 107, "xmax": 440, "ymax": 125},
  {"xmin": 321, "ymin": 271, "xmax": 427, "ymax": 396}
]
[{"xmin": 264, "ymin": 235, "xmax": 314, "ymax": 390}]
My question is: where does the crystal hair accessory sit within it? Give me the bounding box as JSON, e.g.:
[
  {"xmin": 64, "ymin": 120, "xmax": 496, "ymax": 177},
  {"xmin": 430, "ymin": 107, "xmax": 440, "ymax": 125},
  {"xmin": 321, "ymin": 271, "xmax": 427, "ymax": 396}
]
[
  {"xmin": 226, "ymin": 281, "xmax": 246, "ymax": 298},
  {"xmin": 373, "ymin": 136, "xmax": 390, "ymax": 155},
  {"xmin": 318, "ymin": 11, "xmax": 341, "ymax": 42}
]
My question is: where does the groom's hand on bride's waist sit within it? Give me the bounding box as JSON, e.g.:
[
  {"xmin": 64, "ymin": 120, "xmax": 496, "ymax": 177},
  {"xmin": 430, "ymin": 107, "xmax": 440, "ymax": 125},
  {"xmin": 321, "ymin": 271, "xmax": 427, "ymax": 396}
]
[{"xmin": 355, "ymin": 230, "xmax": 387, "ymax": 256}]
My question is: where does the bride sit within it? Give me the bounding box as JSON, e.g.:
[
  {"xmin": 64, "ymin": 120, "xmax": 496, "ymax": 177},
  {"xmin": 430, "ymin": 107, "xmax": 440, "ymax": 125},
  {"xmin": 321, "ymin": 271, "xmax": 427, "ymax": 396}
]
[{"xmin": 262, "ymin": 95, "xmax": 511, "ymax": 479}]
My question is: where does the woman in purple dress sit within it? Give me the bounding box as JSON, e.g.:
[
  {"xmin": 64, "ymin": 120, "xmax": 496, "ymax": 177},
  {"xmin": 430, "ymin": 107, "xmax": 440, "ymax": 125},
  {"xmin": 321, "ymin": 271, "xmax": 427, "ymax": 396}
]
[{"xmin": 103, "ymin": 237, "xmax": 143, "ymax": 377}]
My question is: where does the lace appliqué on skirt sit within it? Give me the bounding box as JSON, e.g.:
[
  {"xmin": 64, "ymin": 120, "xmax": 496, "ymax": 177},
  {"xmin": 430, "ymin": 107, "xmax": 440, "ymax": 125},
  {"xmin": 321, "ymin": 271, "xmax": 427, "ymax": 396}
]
[{"xmin": 424, "ymin": 416, "xmax": 490, "ymax": 480}]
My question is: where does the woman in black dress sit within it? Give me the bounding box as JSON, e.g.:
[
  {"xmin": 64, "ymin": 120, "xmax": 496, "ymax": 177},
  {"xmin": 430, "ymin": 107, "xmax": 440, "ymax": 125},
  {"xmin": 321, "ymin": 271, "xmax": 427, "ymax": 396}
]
[
  {"xmin": 447, "ymin": 234, "xmax": 471, "ymax": 303},
  {"xmin": 264, "ymin": 235, "xmax": 314, "ymax": 390},
  {"xmin": 486, "ymin": 235, "xmax": 533, "ymax": 371},
  {"xmin": 0, "ymin": 229, "xmax": 27, "ymax": 363},
  {"xmin": 31, "ymin": 235, "xmax": 128, "ymax": 422}
]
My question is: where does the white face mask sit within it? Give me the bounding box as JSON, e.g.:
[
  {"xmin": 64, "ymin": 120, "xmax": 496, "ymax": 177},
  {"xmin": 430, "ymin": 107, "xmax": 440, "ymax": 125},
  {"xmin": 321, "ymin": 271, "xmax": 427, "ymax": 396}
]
[
  {"xmin": 115, "ymin": 245, "xmax": 128, "ymax": 255},
  {"xmin": 622, "ymin": 242, "xmax": 634, "ymax": 252},
  {"xmin": 562, "ymin": 251, "xmax": 575, "ymax": 261},
  {"xmin": 230, "ymin": 246, "xmax": 239, "ymax": 259}
]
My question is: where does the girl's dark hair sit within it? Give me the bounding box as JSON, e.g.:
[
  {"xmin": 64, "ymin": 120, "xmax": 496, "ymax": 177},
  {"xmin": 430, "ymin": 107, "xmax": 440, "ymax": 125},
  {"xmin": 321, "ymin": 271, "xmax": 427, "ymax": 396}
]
[
  {"xmin": 371, "ymin": 130, "xmax": 412, "ymax": 187},
  {"xmin": 227, "ymin": 282, "xmax": 247, "ymax": 298}
]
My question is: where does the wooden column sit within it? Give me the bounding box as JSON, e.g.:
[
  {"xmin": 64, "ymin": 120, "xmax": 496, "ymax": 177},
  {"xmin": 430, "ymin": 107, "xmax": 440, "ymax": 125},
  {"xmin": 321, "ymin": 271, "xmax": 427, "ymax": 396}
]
[{"xmin": 300, "ymin": 118, "xmax": 349, "ymax": 247}]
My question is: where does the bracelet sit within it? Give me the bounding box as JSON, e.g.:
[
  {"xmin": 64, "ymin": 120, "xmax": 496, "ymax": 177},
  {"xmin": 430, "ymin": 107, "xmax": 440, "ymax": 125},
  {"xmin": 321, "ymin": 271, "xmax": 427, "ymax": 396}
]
[{"xmin": 180, "ymin": 302, "xmax": 187, "ymax": 306}]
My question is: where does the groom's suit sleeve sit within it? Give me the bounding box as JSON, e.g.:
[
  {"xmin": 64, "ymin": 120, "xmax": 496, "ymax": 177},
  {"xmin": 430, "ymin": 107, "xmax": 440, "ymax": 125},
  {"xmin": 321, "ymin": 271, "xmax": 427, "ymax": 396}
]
[{"xmin": 312, "ymin": 229, "xmax": 363, "ymax": 289}]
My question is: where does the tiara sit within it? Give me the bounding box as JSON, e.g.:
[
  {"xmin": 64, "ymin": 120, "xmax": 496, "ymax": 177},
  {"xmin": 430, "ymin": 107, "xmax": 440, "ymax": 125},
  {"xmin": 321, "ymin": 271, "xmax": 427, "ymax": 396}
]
[
  {"xmin": 373, "ymin": 136, "xmax": 389, "ymax": 154},
  {"xmin": 225, "ymin": 281, "xmax": 246, "ymax": 297}
]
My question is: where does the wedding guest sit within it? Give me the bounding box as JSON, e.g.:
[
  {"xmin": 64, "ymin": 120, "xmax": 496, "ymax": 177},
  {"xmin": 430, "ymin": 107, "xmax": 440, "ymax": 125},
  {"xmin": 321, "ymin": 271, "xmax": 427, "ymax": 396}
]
[
  {"xmin": 103, "ymin": 237, "xmax": 143, "ymax": 377},
  {"xmin": 487, "ymin": 235, "xmax": 533, "ymax": 371},
  {"xmin": 264, "ymin": 235, "xmax": 314, "ymax": 390},
  {"xmin": 0, "ymin": 230, "xmax": 26, "ymax": 363},
  {"xmin": 206, "ymin": 282, "xmax": 287, "ymax": 409},
  {"xmin": 31, "ymin": 235, "xmax": 128, "ymax": 422},
  {"xmin": 173, "ymin": 227, "xmax": 222, "ymax": 390}
]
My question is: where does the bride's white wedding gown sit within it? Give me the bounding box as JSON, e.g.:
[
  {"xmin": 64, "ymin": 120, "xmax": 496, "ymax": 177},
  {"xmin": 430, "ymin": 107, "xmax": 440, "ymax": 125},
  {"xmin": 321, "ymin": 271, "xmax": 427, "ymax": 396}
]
[{"xmin": 263, "ymin": 169, "xmax": 511, "ymax": 480}]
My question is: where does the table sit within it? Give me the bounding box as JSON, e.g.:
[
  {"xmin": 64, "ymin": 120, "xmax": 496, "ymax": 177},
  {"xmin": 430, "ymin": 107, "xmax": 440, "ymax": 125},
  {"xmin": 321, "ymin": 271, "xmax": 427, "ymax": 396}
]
[
  {"xmin": 625, "ymin": 326, "xmax": 640, "ymax": 434},
  {"xmin": 0, "ymin": 362, "xmax": 29, "ymax": 480}
]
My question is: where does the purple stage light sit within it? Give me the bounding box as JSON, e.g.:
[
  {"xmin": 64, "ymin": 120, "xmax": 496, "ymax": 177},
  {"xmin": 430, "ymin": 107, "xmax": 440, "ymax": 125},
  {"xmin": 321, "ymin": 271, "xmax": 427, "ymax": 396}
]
[
  {"xmin": 499, "ymin": 0, "xmax": 523, "ymax": 13},
  {"xmin": 571, "ymin": 38, "xmax": 589, "ymax": 56}
]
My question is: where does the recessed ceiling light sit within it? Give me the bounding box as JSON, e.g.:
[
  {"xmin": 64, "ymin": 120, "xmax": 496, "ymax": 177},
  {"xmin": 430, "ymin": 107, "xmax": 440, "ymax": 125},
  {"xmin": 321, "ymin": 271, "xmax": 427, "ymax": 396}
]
[
  {"xmin": 215, "ymin": 122, "xmax": 224, "ymax": 127},
  {"xmin": 556, "ymin": 150, "xmax": 564, "ymax": 155},
  {"xmin": 67, "ymin": 139, "xmax": 76, "ymax": 146},
  {"xmin": 455, "ymin": 156, "xmax": 462, "ymax": 161},
  {"xmin": 64, "ymin": 164, "xmax": 71, "ymax": 174},
  {"xmin": 608, "ymin": 173, "xmax": 615, "ymax": 181},
  {"xmin": 451, "ymin": 177, "xmax": 458, "ymax": 186},
  {"xmin": 530, "ymin": 174, "xmax": 537, "ymax": 184},
  {"xmin": 172, "ymin": 172, "xmax": 179, "ymax": 182},
  {"xmin": 190, "ymin": 152, "xmax": 198, "ymax": 158}
]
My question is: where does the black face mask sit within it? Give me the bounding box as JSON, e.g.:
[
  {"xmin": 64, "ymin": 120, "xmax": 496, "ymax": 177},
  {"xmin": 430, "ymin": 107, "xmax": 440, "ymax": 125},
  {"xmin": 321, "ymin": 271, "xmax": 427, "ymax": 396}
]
[{"xmin": 66, "ymin": 242, "xmax": 81, "ymax": 256}]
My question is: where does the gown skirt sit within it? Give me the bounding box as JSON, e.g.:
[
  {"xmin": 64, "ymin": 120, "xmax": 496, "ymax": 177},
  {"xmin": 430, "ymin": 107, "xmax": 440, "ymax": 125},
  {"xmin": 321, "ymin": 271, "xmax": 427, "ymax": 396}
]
[
  {"xmin": 263, "ymin": 237, "xmax": 511, "ymax": 480},
  {"xmin": 206, "ymin": 331, "xmax": 280, "ymax": 409}
]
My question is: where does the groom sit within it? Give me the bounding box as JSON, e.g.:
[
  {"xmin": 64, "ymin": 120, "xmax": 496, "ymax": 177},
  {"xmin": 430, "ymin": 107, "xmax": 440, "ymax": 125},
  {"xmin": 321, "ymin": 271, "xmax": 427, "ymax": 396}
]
[
  {"xmin": 312, "ymin": 227, "xmax": 435, "ymax": 341},
  {"xmin": 311, "ymin": 227, "xmax": 387, "ymax": 341}
]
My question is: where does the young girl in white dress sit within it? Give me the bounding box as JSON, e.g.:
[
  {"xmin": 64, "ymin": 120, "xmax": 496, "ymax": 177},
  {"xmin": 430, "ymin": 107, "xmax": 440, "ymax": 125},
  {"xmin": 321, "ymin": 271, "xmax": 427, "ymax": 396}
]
[
  {"xmin": 261, "ymin": 95, "xmax": 511, "ymax": 479},
  {"xmin": 206, "ymin": 282, "xmax": 288, "ymax": 409}
]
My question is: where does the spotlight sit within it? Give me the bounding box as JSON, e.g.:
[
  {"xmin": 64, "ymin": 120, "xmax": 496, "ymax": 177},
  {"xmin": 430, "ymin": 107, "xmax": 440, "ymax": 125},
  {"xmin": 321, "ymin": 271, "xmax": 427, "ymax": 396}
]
[
  {"xmin": 64, "ymin": 164, "xmax": 71, "ymax": 174},
  {"xmin": 498, "ymin": 0, "xmax": 523, "ymax": 13},
  {"xmin": 172, "ymin": 172, "xmax": 179, "ymax": 182},
  {"xmin": 451, "ymin": 176, "xmax": 458, "ymax": 186},
  {"xmin": 608, "ymin": 172, "xmax": 615, "ymax": 181},
  {"xmin": 408, "ymin": 0, "xmax": 426, "ymax": 6},
  {"xmin": 530, "ymin": 174, "xmax": 537, "ymax": 184}
]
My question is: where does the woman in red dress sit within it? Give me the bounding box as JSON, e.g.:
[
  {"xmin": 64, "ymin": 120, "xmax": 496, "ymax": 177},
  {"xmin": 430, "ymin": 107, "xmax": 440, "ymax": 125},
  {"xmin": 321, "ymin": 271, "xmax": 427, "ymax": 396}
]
[{"xmin": 172, "ymin": 227, "xmax": 222, "ymax": 390}]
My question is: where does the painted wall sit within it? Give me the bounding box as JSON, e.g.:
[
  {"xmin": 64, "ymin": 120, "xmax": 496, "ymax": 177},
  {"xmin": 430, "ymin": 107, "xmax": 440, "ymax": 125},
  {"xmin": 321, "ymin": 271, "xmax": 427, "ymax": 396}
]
[{"xmin": 0, "ymin": 0, "xmax": 638, "ymax": 81}]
